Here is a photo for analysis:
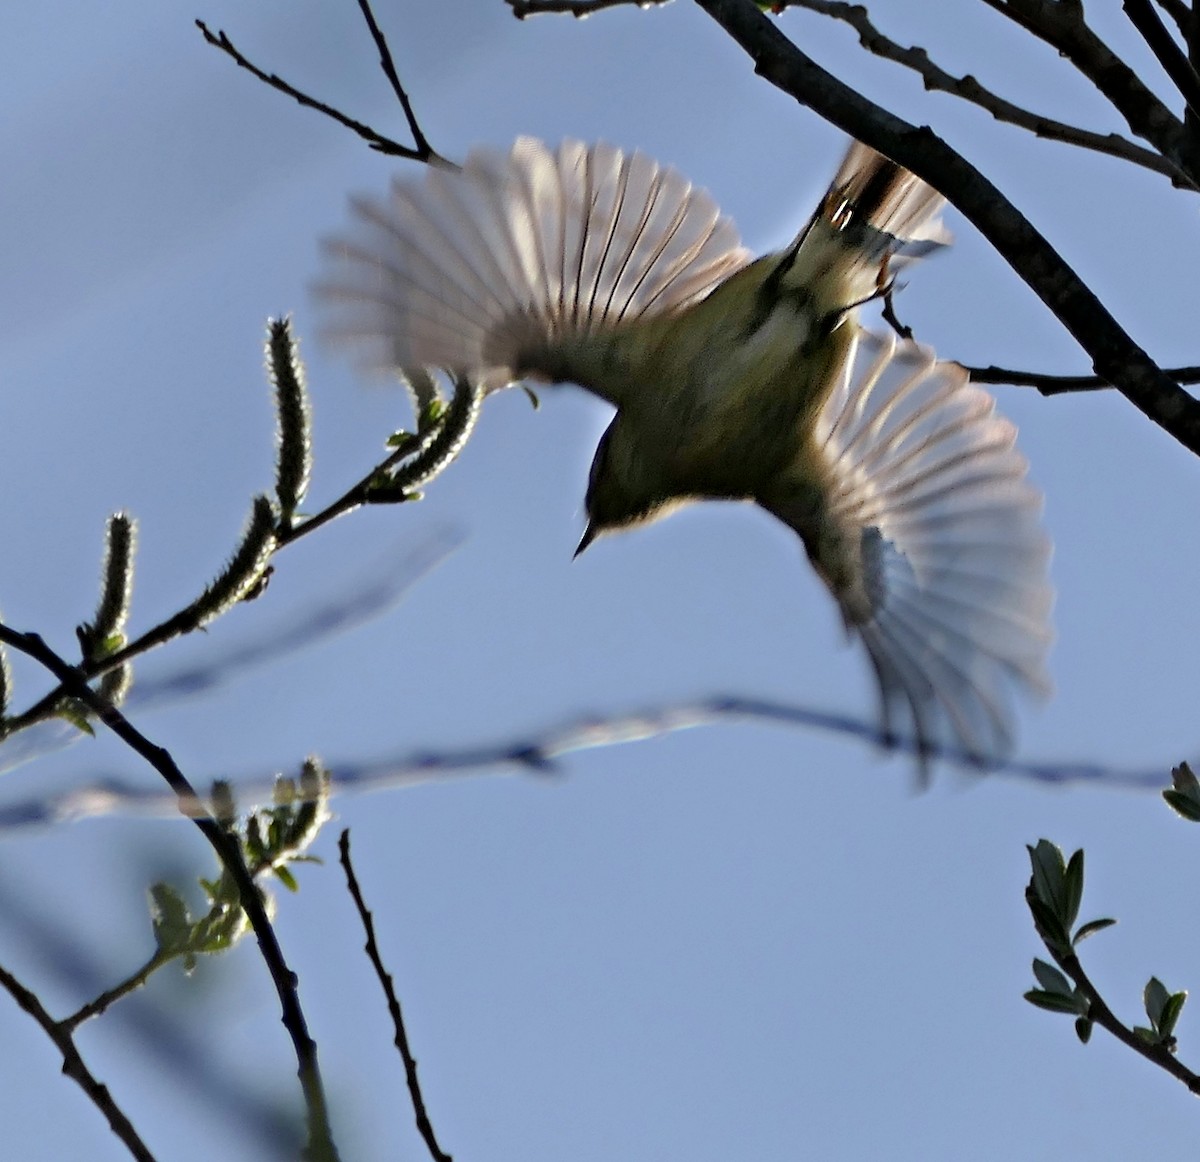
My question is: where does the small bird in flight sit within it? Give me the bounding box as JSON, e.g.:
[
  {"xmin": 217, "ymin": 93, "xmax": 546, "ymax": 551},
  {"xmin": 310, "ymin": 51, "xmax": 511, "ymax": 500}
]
[{"xmin": 316, "ymin": 137, "xmax": 1052, "ymax": 765}]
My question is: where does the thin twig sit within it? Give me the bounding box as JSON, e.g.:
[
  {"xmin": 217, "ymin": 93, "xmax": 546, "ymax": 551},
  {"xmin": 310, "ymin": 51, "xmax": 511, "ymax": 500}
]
[
  {"xmin": 790, "ymin": 0, "xmax": 1179, "ymax": 178},
  {"xmin": 61, "ymin": 950, "xmax": 171, "ymax": 1034},
  {"xmin": 0, "ymin": 692, "xmax": 1178, "ymax": 841},
  {"xmin": 338, "ymin": 831, "xmax": 452, "ymax": 1162},
  {"xmin": 352, "ymin": 0, "xmax": 446, "ymax": 164},
  {"xmin": 0, "ymin": 625, "xmax": 341, "ymax": 1162},
  {"xmin": 1028, "ymin": 886, "xmax": 1200, "ymax": 1096},
  {"xmin": 195, "ymin": 21, "xmax": 428, "ymax": 160},
  {"xmin": 963, "ymin": 362, "xmax": 1200, "ymax": 394},
  {"xmin": 0, "ymin": 959, "xmax": 158, "ymax": 1162},
  {"xmin": 1124, "ymin": 0, "xmax": 1200, "ymax": 120},
  {"xmin": 975, "ymin": 0, "xmax": 1199, "ymax": 183},
  {"xmin": 507, "ymin": 0, "xmax": 670, "ymax": 16}
]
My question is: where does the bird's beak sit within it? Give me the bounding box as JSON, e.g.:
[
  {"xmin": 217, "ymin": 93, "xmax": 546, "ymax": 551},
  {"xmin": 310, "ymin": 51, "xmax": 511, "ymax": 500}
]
[{"xmin": 574, "ymin": 521, "xmax": 599, "ymax": 558}]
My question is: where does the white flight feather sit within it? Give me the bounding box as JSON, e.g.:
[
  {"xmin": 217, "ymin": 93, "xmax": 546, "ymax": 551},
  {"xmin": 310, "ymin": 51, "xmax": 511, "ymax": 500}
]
[
  {"xmin": 316, "ymin": 137, "xmax": 752, "ymax": 388},
  {"xmin": 814, "ymin": 329, "xmax": 1052, "ymax": 760}
]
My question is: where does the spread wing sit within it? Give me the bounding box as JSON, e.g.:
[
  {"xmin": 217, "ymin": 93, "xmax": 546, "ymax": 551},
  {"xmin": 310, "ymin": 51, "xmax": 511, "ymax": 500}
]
[
  {"xmin": 762, "ymin": 330, "xmax": 1052, "ymax": 765},
  {"xmin": 314, "ymin": 138, "xmax": 752, "ymax": 392}
]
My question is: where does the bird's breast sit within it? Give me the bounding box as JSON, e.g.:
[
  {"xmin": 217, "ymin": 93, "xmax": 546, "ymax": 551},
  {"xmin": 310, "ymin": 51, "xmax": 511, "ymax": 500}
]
[{"xmin": 616, "ymin": 290, "xmax": 853, "ymax": 498}]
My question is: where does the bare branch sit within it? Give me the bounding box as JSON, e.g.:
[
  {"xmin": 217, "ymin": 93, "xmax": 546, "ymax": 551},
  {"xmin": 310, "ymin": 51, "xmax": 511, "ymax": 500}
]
[
  {"xmin": 338, "ymin": 832, "xmax": 452, "ymax": 1162},
  {"xmin": 791, "ymin": 0, "xmax": 1179, "ymax": 178},
  {"xmin": 692, "ymin": 0, "xmax": 1200, "ymax": 457},
  {"xmin": 507, "ymin": 0, "xmax": 671, "ymax": 16},
  {"xmin": 1124, "ymin": 0, "xmax": 1200, "ymax": 120},
  {"xmin": 0, "ymin": 960, "xmax": 157, "ymax": 1162},
  {"xmin": 1155, "ymin": 0, "xmax": 1192, "ymax": 38},
  {"xmin": 61, "ymin": 951, "xmax": 170, "ymax": 1034},
  {"xmin": 195, "ymin": 20, "xmax": 435, "ymax": 161},
  {"xmin": 976, "ymin": 0, "xmax": 1199, "ymax": 181},
  {"xmin": 0, "ymin": 692, "xmax": 1175, "ymax": 841},
  {"xmin": 352, "ymin": 0, "xmax": 445, "ymax": 163},
  {"xmin": 963, "ymin": 362, "xmax": 1200, "ymax": 395},
  {"xmin": 0, "ymin": 625, "xmax": 342, "ymax": 1162}
]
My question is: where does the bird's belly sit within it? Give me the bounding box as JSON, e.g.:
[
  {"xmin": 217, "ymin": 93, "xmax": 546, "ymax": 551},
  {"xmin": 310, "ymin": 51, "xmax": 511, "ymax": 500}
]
[{"xmin": 636, "ymin": 348, "xmax": 836, "ymax": 499}]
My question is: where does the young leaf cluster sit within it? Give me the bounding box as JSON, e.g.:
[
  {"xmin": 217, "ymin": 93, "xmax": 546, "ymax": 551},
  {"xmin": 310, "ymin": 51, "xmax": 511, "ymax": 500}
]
[
  {"xmin": 1024, "ymin": 838, "xmax": 1194, "ymax": 1084},
  {"xmin": 1024, "ymin": 840, "xmax": 1117, "ymax": 1043},
  {"xmin": 150, "ymin": 761, "xmax": 332, "ymax": 975}
]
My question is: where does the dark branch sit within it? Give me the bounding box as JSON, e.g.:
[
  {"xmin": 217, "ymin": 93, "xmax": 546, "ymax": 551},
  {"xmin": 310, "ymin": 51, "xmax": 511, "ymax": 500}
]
[
  {"xmin": 1124, "ymin": 0, "xmax": 1200, "ymax": 120},
  {"xmin": 338, "ymin": 832, "xmax": 452, "ymax": 1162},
  {"xmin": 963, "ymin": 363, "xmax": 1200, "ymax": 395},
  {"xmin": 352, "ymin": 0, "xmax": 444, "ymax": 162},
  {"xmin": 0, "ymin": 693, "xmax": 1176, "ymax": 841},
  {"xmin": 976, "ymin": 0, "xmax": 1199, "ymax": 183},
  {"xmin": 0, "ymin": 625, "xmax": 341, "ymax": 1162},
  {"xmin": 1155, "ymin": 0, "xmax": 1192, "ymax": 38},
  {"xmin": 0, "ymin": 960, "xmax": 157, "ymax": 1162},
  {"xmin": 692, "ymin": 0, "xmax": 1200, "ymax": 458},
  {"xmin": 507, "ymin": 0, "xmax": 670, "ymax": 16},
  {"xmin": 195, "ymin": 21, "xmax": 437, "ymax": 161},
  {"xmin": 790, "ymin": 0, "xmax": 1179, "ymax": 179}
]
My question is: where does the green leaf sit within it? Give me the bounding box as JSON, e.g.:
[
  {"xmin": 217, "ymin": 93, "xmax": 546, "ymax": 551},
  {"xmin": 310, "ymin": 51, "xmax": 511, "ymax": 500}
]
[
  {"xmin": 1164, "ymin": 764, "xmax": 1200, "ymax": 820},
  {"xmin": 245, "ymin": 816, "xmax": 265, "ymax": 864},
  {"xmin": 1025, "ymin": 989, "xmax": 1085, "ymax": 1016},
  {"xmin": 1064, "ymin": 849, "xmax": 1085, "ymax": 931},
  {"xmin": 419, "ymin": 397, "xmax": 447, "ymax": 428},
  {"xmin": 1145, "ymin": 977, "xmax": 1170, "ymax": 1028},
  {"xmin": 1162, "ymin": 789, "xmax": 1200, "ymax": 822},
  {"xmin": 1073, "ymin": 917, "xmax": 1117, "ymax": 945},
  {"xmin": 189, "ymin": 902, "xmax": 247, "ymax": 956},
  {"xmin": 1028, "ymin": 840, "xmax": 1068, "ymax": 919},
  {"xmin": 1074, "ymin": 1017, "xmax": 1093, "ymax": 1044},
  {"xmin": 1027, "ymin": 895, "xmax": 1071, "ymax": 954},
  {"xmin": 273, "ymin": 865, "xmax": 299, "ymax": 893},
  {"xmin": 55, "ymin": 702, "xmax": 94, "ymax": 737},
  {"xmin": 1032, "ymin": 958, "xmax": 1073, "ymax": 996},
  {"xmin": 1171, "ymin": 762, "xmax": 1199, "ymax": 793},
  {"xmin": 1159, "ymin": 990, "xmax": 1188, "ymax": 1040},
  {"xmin": 149, "ymin": 883, "xmax": 193, "ymax": 956},
  {"xmin": 94, "ymin": 632, "xmax": 126, "ymax": 659},
  {"xmin": 1133, "ymin": 1025, "xmax": 1160, "ymax": 1045}
]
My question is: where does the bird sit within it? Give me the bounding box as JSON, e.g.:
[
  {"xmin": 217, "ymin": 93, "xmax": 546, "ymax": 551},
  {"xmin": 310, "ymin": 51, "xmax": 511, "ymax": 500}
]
[{"xmin": 314, "ymin": 136, "xmax": 1052, "ymax": 765}]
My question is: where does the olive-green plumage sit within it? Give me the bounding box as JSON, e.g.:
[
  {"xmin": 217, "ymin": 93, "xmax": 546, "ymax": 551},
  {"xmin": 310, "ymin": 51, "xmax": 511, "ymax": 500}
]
[{"xmin": 318, "ymin": 137, "xmax": 1051, "ymax": 763}]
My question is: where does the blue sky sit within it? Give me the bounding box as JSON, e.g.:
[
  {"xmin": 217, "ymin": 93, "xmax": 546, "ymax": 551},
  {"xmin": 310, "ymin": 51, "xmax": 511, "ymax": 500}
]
[{"xmin": 3, "ymin": 2, "xmax": 1200, "ymax": 1159}]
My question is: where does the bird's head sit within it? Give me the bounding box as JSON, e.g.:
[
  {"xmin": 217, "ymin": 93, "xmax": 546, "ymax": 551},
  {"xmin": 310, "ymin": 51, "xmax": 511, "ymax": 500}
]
[{"xmin": 576, "ymin": 420, "xmax": 673, "ymax": 557}]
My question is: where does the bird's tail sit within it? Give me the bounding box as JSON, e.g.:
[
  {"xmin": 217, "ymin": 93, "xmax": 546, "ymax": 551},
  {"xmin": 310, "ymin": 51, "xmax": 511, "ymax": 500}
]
[
  {"xmin": 785, "ymin": 142, "xmax": 950, "ymax": 317},
  {"xmin": 314, "ymin": 138, "xmax": 752, "ymax": 389}
]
